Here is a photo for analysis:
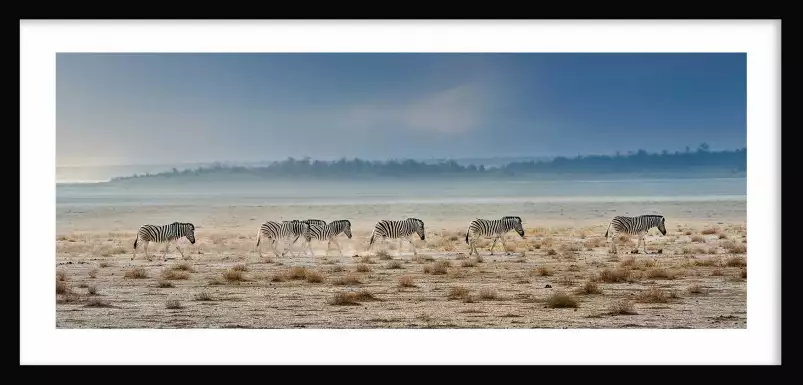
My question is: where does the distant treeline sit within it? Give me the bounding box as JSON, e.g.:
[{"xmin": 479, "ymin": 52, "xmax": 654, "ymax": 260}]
[{"xmin": 110, "ymin": 144, "xmax": 746, "ymax": 182}]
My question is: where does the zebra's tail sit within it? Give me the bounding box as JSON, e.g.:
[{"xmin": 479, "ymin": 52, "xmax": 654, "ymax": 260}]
[
  {"xmin": 465, "ymin": 228, "xmax": 470, "ymax": 244},
  {"xmin": 256, "ymin": 229, "xmax": 261, "ymax": 247},
  {"xmin": 368, "ymin": 228, "xmax": 376, "ymax": 248},
  {"xmin": 133, "ymin": 237, "xmax": 138, "ymax": 249},
  {"xmin": 604, "ymin": 223, "xmax": 612, "ymax": 238}
]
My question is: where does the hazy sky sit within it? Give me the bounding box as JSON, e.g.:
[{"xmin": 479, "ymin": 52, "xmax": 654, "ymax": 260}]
[{"xmin": 57, "ymin": 53, "xmax": 746, "ymax": 166}]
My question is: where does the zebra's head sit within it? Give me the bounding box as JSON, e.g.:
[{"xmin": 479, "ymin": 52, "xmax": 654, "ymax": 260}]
[
  {"xmin": 342, "ymin": 220, "xmax": 352, "ymax": 239},
  {"xmin": 504, "ymin": 216, "xmax": 525, "ymax": 238},
  {"xmin": 177, "ymin": 222, "xmax": 196, "ymax": 244},
  {"xmin": 657, "ymin": 216, "xmax": 667, "ymax": 235},
  {"xmin": 410, "ymin": 218, "xmax": 425, "ymax": 241}
]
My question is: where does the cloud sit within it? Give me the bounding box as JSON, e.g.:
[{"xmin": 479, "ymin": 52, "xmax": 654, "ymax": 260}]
[{"xmin": 343, "ymin": 83, "xmax": 489, "ymax": 134}]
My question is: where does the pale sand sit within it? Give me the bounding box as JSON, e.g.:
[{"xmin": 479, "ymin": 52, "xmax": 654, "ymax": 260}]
[{"xmin": 55, "ymin": 200, "xmax": 746, "ymax": 328}]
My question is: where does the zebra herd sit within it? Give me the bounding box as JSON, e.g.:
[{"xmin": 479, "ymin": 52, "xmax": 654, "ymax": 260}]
[{"xmin": 131, "ymin": 214, "xmax": 668, "ymax": 262}]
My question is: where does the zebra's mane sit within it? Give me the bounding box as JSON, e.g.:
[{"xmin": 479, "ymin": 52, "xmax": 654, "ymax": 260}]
[
  {"xmin": 330, "ymin": 219, "xmax": 350, "ymax": 226},
  {"xmin": 502, "ymin": 216, "xmax": 521, "ymax": 222}
]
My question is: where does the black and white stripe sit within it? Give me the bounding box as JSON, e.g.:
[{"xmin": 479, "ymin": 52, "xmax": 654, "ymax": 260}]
[
  {"xmin": 367, "ymin": 218, "xmax": 426, "ymax": 256},
  {"xmin": 132, "ymin": 222, "xmax": 196, "ymax": 261},
  {"xmin": 255, "ymin": 220, "xmax": 309, "ymax": 257},
  {"xmin": 465, "ymin": 216, "xmax": 525, "ymax": 256},
  {"xmin": 604, "ymin": 214, "xmax": 667, "ymax": 254},
  {"xmin": 298, "ymin": 219, "xmax": 353, "ymax": 258},
  {"xmin": 301, "ymin": 219, "xmax": 327, "ymax": 227}
]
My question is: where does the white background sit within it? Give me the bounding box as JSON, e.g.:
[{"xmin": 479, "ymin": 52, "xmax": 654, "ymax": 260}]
[{"xmin": 20, "ymin": 20, "xmax": 781, "ymax": 365}]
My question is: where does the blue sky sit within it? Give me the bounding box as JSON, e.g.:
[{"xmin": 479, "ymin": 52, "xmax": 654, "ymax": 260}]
[{"xmin": 56, "ymin": 53, "xmax": 746, "ymax": 166}]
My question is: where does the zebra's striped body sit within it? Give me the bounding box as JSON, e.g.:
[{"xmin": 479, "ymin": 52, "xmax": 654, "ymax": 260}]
[
  {"xmin": 255, "ymin": 220, "xmax": 309, "ymax": 258},
  {"xmin": 132, "ymin": 222, "xmax": 196, "ymax": 262},
  {"xmin": 465, "ymin": 216, "xmax": 525, "ymax": 256},
  {"xmin": 299, "ymin": 220, "xmax": 353, "ymax": 259},
  {"xmin": 604, "ymin": 214, "xmax": 667, "ymax": 254},
  {"xmin": 301, "ymin": 219, "xmax": 327, "ymax": 227},
  {"xmin": 367, "ymin": 218, "xmax": 425, "ymax": 256}
]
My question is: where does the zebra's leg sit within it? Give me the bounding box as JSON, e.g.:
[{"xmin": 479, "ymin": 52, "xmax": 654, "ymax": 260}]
[
  {"xmin": 639, "ymin": 232, "xmax": 648, "ymax": 254},
  {"xmin": 489, "ymin": 237, "xmax": 499, "ymax": 255},
  {"xmin": 632, "ymin": 233, "xmax": 642, "ymax": 254},
  {"xmin": 402, "ymin": 237, "xmax": 418, "ymax": 256},
  {"xmin": 331, "ymin": 238, "xmax": 344, "ymax": 257},
  {"xmin": 143, "ymin": 241, "xmax": 151, "ymax": 261},
  {"xmin": 499, "ymin": 236, "xmax": 511, "ymax": 255},
  {"xmin": 608, "ymin": 230, "xmax": 617, "ymax": 254},
  {"xmin": 270, "ymin": 239, "xmax": 281, "ymax": 258},
  {"xmin": 132, "ymin": 238, "xmax": 138, "ymax": 260},
  {"xmin": 399, "ymin": 239, "xmax": 404, "ymax": 255}
]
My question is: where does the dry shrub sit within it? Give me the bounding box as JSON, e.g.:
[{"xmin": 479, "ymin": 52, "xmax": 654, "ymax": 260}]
[
  {"xmin": 741, "ymin": 269, "xmax": 747, "ymax": 279},
  {"xmin": 398, "ymin": 276, "xmax": 416, "ymax": 288},
  {"xmin": 646, "ymin": 268, "xmax": 676, "ymax": 280},
  {"xmin": 232, "ymin": 263, "xmax": 248, "ymax": 272},
  {"xmin": 171, "ymin": 262, "xmax": 194, "ymax": 272},
  {"xmin": 718, "ymin": 233, "xmax": 728, "ymax": 240},
  {"xmin": 84, "ymin": 299, "xmax": 113, "ymax": 308},
  {"xmin": 423, "ymin": 261, "xmax": 449, "ymax": 275},
  {"xmin": 608, "ymin": 300, "xmax": 637, "ymax": 315},
  {"xmin": 88, "ymin": 269, "xmax": 98, "ymax": 279},
  {"xmin": 305, "ymin": 270, "xmax": 325, "ymax": 283},
  {"xmin": 546, "ymin": 292, "xmax": 578, "ymax": 308},
  {"xmin": 711, "ymin": 269, "xmax": 724, "ymax": 276},
  {"xmin": 57, "ymin": 270, "xmax": 67, "ymax": 281},
  {"xmin": 157, "ymin": 280, "xmax": 174, "ymax": 288},
  {"xmin": 329, "ymin": 265, "xmax": 345, "ymax": 273},
  {"xmin": 691, "ymin": 235, "xmax": 706, "ymax": 243},
  {"xmin": 165, "ymin": 300, "xmax": 182, "ymax": 309},
  {"xmin": 535, "ymin": 266, "xmax": 553, "ymax": 276},
  {"xmin": 162, "ymin": 269, "xmax": 190, "ymax": 280},
  {"xmin": 360, "ymin": 256, "xmax": 374, "ymax": 264},
  {"xmin": 448, "ymin": 286, "xmax": 471, "ymax": 300},
  {"xmin": 56, "ymin": 280, "xmax": 69, "ymax": 295},
  {"xmin": 722, "ymin": 241, "xmax": 746, "ymax": 254},
  {"xmin": 546, "ymin": 249, "xmax": 557, "ymax": 256},
  {"xmin": 355, "ymin": 264, "xmax": 371, "ymax": 273},
  {"xmin": 386, "ymin": 261, "xmax": 402, "ymax": 269},
  {"xmin": 574, "ymin": 281, "xmax": 602, "ymax": 295},
  {"xmin": 461, "ymin": 259, "xmax": 477, "ymax": 268},
  {"xmin": 701, "ymin": 227, "xmax": 720, "ymax": 235},
  {"xmin": 725, "ymin": 256, "xmax": 746, "ymax": 267},
  {"xmin": 194, "ymin": 292, "xmax": 213, "ymax": 301},
  {"xmin": 595, "ymin": 268, "xmax": 633, "ymax": 283},
  {"xmin": 479, "ymin": 288, "xmax": 497, "ymax": 300},
  {"xmin": 87, "ymin": 286, "xmax": 98, "ymax": 295},
  {"xmin": 684, "ymin": 230, "xmax": 693, "ymax": 236},
  {"xmin": 329, "ymin": 291, "xmax": 377, "ymax": 305},
  {"xmin": 333, "ymin": 273, "xmax": 362, "ymax": 286},
  {"xmin": 287, "ymin": 267, "xmax": 308, "ymax": 280},
  {"xmin": 635, "ymin": 287, "xmax": 680, "ymax": 303},
  {"xmin": 124, "ymin": 268, "xmax": 148, "ymax": 279},
  {"xmin": 222, "ymin": 269, "xmax": 246, "ymax": 282},
  {"xmin": 687, "ymin": 284, "xmax": 706, "ymax": 295},
  {"xmin": 692, "ymin": 258, "xmax": 720, "ymax": 267},
  {"xmin": 99, "ymin": 261, "xmax": 111, "ymax": 268},
  {"xmin": 584, "ymin": 237, "xmax": 605, "ymax": 249}
]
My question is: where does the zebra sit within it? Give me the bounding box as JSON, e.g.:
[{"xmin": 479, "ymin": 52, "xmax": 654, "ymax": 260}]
[
  {"xmin": 255, "ymin": 220, "xmax": 309, "ymax": 258},
  {"xmin": 604, "ymin": 214, "xmax": 667, "ymax": 254},
  {"xmin": 132, "ymin": 222, "xmax": 196, "ymax": 262},
  {"xmin": 465, "ymin": 216, "xmax": 526, "ymax": 256},
  {"xmin": 367, "ymin": 218, "xmax": 425, "ymax": 256},
  {"xmin": 298, "ymin": 219, "xmax": 353, "ymax": 260}
]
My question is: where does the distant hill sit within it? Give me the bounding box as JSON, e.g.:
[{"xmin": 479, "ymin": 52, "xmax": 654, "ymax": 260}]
[{"xmin": 107, "ymin": 145, "xmax": 746, "ymax": 183}]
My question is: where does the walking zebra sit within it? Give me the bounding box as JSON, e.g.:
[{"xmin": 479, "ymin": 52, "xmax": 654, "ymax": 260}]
[
  {"xmin": 367, "ymin": 218, "xmax": 426, "ymax": 256},
  {"xmin": 255, "ymin": 220, "xmax": 309, "ymax": 258},
  {"xmin": 604, "ymin": 214, "xmax": 667, "ymax": 254},
  {"xmin": 298, "ymin": 219, "xmax": 353, "ymax": 260},
  {"xmin": 465, "ymin": 216, "xmax": 526, "ymax": 256},
  {"xmin": 132, "ymin": 222, "xmax": 196, "ymax": 262}
]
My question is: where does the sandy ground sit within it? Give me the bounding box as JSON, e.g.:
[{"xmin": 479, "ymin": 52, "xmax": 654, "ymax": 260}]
[{"xmin": 55, "ymin": 202, "xmax": 747, "ymax": 329}]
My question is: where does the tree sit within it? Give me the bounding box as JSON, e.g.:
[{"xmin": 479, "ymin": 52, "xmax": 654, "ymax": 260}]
[{"xmin": 698, "ymin": 142, "xmax": 710, "ymax": 152}]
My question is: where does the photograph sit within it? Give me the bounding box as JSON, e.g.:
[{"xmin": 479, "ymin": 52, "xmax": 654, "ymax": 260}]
[
  {"xmin": 55, "ymin": 51, "xmax": 747, "ymax": 329},
  {"xmin": 20, "ymin": 19, "xmax": 780, "ymax": 365}
]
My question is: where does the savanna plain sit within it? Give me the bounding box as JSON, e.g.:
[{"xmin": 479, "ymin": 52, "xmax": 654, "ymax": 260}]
[{"xmin": 55, "ymin": 181, "xmax": 747, "ymax": 329}]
